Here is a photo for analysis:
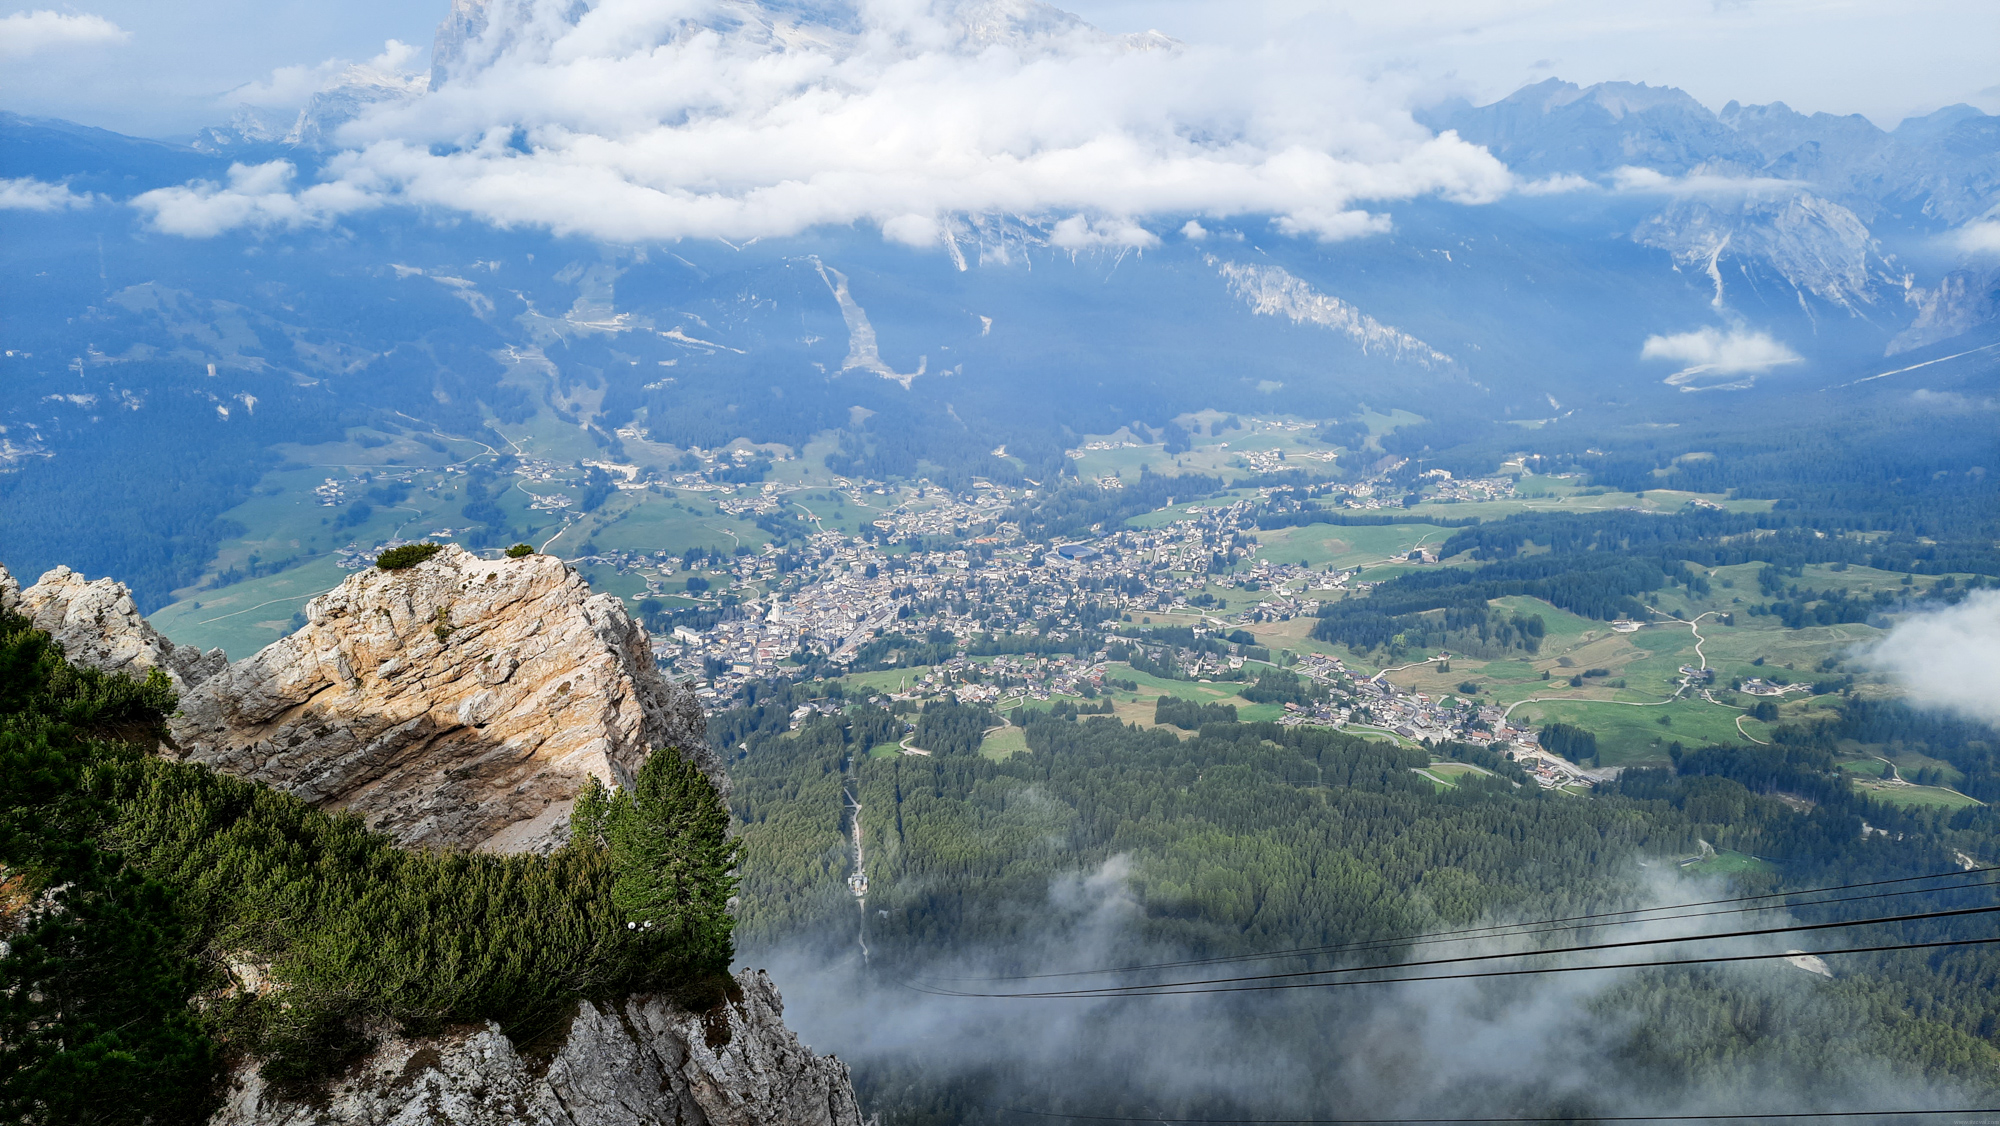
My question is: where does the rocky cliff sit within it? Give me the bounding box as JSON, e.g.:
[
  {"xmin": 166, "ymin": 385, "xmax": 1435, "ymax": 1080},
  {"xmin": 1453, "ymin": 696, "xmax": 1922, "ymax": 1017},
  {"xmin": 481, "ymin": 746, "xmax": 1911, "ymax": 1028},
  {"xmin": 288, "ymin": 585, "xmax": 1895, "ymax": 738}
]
[
  {"xmin": 169, "ymin": 544, "xmax": 715, "ymax": 852},
  {"xmin": 1, "ymin": 552, "xmax": 865, "ymax": 1126},
  {"xmin": 1, "ymin": 563, "xmax": 227, "ymax": 691},
  {"xmin": 210, "ymin": 971, "xmax": 864, "ymax": 1126}
]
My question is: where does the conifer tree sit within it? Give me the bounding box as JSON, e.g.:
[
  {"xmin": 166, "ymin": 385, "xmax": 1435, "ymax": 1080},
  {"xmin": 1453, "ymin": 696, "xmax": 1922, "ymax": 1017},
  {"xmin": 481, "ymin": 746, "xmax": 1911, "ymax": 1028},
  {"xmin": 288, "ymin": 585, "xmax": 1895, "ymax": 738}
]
[{"xmin": 608, "ymin": 749, "xmax": 739, "ymax": 972}]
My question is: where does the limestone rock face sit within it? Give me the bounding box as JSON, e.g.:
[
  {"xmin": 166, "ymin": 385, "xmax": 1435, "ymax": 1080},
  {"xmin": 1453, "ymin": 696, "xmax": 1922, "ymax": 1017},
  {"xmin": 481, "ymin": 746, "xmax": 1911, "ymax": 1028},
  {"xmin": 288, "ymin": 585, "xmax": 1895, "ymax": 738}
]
[
  {"xmin": 6, "ymin": 564, "xmax": 227, "ymax": 691},
  {"xmin": 208, "ymin": 970, "xmax": 865, "ymax": 1126},
  {"xmin": 170, "ymin": 545, "xmax": 713, "ymax": 852}
]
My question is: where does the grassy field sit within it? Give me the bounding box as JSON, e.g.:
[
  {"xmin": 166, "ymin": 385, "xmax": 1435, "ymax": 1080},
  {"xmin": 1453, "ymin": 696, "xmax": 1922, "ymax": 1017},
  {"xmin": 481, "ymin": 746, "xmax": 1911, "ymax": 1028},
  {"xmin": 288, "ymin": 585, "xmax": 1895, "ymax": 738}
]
[
  {"xmin": 1103, "ymin": 663, "xmax": 1283, "ymax": 719},
  {"xmin": 569, "ymin": 561, "xmax": 655, "ymax": 604},
  {"xmin": 981, "ymin": 727, "xmax": 1029, "ymax": 760},
  {"xmin": 836, "ymin": 666, "xmax": 938, "ymax": 696},
  {"xmin": 1123, "ymin": 492, "xmax": 1259, "ymax": 530},
  {"xmin": 1252, "ymin": 523, "xmax": 1457, "ymax": 570},
  {"xmin": 1239, "ymin": 567, "xmax": 1879, "ymax": 766},
  {"xmin": 1413, "ymin": 767, "xmax": 1456, "ymax": 791},
  {"xmin": 1403, "ymin": 482, "xmax": 1775, "ymax": 526},
  {"xmin": 151, "ymin": 555, "xmax": 350, "ymax": 659},
  {"xmin": 1853, "ymin": 780, "xmax": 1983, "ymax": 810},
  {"xmin": 585, "ymin": 491, "xmax": 763, "ymax": 556},
  {"xmin": 1879, "ymin": 747, "xmax": 1968, "ymax": 787},
  {"xmin": 1063, "ymin": 414, "xmax": 1356, "ymax": 484},
  {"xmin": 1068, "ymin": 441, "xmax": 1174, "ymax": 485},
  {"xmin": 1686, "ymin": 848, "xmax": 1776, "ymax": 876},
  {"xmin": 1509, "ymin": 698, "xmax": 1747, "ymax": 766}
]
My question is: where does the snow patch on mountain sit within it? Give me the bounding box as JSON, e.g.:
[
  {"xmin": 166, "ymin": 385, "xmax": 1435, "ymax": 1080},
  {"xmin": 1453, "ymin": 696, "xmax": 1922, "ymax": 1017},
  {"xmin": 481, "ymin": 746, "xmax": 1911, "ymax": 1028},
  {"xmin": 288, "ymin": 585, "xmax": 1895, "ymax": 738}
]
[{"xmin": 1210, "ymin": 257, "xmax": 1452, "ymax": 369}]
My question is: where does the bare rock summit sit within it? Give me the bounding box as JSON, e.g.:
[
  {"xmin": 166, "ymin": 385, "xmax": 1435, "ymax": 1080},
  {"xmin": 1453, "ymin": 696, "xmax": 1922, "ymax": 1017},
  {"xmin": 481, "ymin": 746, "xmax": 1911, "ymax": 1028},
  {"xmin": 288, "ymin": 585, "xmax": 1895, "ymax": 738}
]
[
  {"xmin": 170, "ymin": 545, "xmax": 713, "ymax": 852},
  {"xmin": 1, "ymin": 562, "xmax": 227, "ymax": 691}
]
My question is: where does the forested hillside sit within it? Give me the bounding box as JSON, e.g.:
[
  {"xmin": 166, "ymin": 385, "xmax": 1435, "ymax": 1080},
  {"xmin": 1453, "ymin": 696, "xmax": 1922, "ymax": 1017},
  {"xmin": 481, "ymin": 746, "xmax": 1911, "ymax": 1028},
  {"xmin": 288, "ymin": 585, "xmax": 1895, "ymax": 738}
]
[{"xmin": 719, "ymin": 683, "xmax": 2000, "ymax": 1123}]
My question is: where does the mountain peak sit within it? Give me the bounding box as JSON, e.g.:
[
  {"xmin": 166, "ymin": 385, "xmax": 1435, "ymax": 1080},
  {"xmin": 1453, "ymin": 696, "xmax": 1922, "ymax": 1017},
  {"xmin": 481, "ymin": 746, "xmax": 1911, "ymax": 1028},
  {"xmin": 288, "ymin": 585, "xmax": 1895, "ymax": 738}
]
[
  {"xmin": 169, "ymin": 544, "xmax": 712, "ymax": 853},
  {"xmin": 1894, "ymin": 101, "xmax": 1996, "ymax": 140},
  {"xmin": 1494, "ymin": 77, "xmax": 1713, "ymax": 121}
]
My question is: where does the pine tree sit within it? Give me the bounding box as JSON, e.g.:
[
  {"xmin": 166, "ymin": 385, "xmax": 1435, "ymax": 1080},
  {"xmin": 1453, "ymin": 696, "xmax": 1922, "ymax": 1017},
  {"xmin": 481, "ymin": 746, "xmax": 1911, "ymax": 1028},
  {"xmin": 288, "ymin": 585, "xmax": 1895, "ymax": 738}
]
[
  {"xmin": 608, "ymin": 750, "xmax": 739, "ymax": 972},
  {"xmin": 568, "ymin": 773, "xmax": 614, "ymax": 849}
]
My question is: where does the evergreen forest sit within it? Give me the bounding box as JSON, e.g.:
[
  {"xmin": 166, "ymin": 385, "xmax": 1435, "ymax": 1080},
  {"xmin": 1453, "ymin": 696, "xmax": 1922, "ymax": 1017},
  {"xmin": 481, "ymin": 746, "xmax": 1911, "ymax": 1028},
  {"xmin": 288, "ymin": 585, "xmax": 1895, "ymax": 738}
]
[
  {"xmin": 718, "ymin": 680, "xmax": 2000, "ymax": 1124},
  {"xmin": 0, "ymin": 609, "xmax": 738, "ymax": 1125}
]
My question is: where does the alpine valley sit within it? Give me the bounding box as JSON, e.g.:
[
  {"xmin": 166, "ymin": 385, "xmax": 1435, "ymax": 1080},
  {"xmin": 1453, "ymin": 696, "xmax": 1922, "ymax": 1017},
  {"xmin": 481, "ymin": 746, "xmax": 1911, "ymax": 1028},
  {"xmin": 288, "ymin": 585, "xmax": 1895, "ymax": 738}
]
[{"xmin": 2, "ymin": 2, "xmax": 1999, "ymax": 1125}]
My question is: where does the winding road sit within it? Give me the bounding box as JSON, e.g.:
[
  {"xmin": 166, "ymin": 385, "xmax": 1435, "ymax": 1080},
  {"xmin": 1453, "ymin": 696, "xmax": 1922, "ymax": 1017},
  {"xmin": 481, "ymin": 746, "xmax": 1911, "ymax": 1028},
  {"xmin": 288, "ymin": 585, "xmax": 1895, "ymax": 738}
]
[{"xmin": 840, "ymin": 751, "xmax": 870, "ymax": 965}]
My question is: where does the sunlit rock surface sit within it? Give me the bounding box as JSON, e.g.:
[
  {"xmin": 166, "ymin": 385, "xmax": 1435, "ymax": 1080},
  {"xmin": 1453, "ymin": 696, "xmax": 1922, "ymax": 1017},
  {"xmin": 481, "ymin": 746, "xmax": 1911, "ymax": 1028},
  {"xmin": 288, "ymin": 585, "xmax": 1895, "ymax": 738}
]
[{"xmin": 169, "ymin": 544, "xmax": 715, "ymax": 853}]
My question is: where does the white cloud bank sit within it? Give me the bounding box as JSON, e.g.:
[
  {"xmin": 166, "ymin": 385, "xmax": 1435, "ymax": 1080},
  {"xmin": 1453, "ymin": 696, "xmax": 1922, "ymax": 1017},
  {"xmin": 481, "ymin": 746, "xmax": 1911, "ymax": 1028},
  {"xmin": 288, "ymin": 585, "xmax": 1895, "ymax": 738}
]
[
  {"xmin": 1609, "ymin": 167, "xmax": 1803, "ymax": 197},
  {"xmin": 0, "ymin": 177, "xmax": 92, "ymax": 210},
  {"xmin": 131, "ymin": 0, "xmax": 1514, "ymax": 246},
  {"xmin": 1641, "ymin": 325, "xmax": 1802, "ymax": 389},
  {"xmin": 135, "ymin": 161, "xmax": 376, "ymax": 237},
  {"xmin": 1863, "ymin": 591, "xmax": 2000, "ymax": 727},
  {"xmin": 1954, "ymin": 220, "xmax": 2000, "ymax": 256},
  {"xmin": 0, "ymin": 9, "xmax": 126, "ymax": 57}
]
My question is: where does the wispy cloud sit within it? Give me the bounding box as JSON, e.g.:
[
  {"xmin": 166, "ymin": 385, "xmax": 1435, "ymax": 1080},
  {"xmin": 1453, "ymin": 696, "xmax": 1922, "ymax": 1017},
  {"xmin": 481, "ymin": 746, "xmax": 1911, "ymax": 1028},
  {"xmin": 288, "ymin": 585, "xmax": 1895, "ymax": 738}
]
[
  {"xmin": 0, "ymin": 9, "xmax": 127, "ymax": 57},
  {"xmin": 1862, "ymin": 590, "xmax": 2000, "ymax": 727},
  {"xmin": 1642, "ymin": 325, "xmax": 1802, "ymax": 389},
  {"xmin": 0, "ymin": 177, "xmax": 92, "ymax": 210},
  {"xmin": 224, "ymin": 39, "xmax": 423, "ymax": 110},
  {"xmin": 133, "ymin": 161, "xmax": 375, "ymax": 237},
  {"xmin": 1953, "ymin": 220, "xmax": 2000, "ymax": 256},
  {"xmin": 1610, "ymin": 166, "xmax": 1804, "ymax": 196}
]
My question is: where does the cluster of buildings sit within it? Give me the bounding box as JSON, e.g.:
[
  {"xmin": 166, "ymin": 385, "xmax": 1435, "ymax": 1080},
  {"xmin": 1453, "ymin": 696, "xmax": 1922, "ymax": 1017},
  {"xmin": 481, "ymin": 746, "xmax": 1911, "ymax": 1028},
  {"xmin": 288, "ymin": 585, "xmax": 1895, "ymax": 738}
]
[
  {"xmin": 647, "ymin": 466, "xmax": 1431, "ymax": 699},
  {"xmin": 860, "ymin": 479, "xmax": 1017, "ymax": 541},
  {"xmin": 513, "ymin": 457, "xmax": 573, "ymax": 485},
  {"xmin": 1274, "ymin": 651, "xmax": 1597, "ymax": 789},
  {"xmin": 1415, "ymin": 469, "xmax": 1519, "ymax": 503},
  {"xmin": 498, "ymin": 427, "xmax": 1505, "ymax": 713},
  {"xmin": 656, "ymin": 445, "xmax": 798, "ymax": 491}
]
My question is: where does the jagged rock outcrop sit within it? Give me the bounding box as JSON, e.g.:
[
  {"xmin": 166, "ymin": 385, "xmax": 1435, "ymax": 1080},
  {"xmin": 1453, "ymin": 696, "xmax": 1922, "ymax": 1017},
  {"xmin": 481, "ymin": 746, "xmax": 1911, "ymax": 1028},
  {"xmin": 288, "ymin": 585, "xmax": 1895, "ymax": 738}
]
[
  {"xmin": 209, "ymin": 970, "xmax": 864, "ymax": 1126},
  {"xmin": 0, "ymin": 563, "xmax": 227, "ymax": 691},
  {"xmin": 170, "ymin": 545, "xmax": 715, "ymax": 853},
  {"xmin": 7, "ymin": 552, "xmax": 865, "ymax": 1126}
]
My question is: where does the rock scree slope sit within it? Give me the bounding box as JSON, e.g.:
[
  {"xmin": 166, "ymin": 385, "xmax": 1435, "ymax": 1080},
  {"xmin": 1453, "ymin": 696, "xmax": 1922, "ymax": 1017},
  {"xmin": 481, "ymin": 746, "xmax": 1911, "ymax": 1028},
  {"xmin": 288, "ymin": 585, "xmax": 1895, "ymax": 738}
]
[{"xmin": 167, "ymin": 544, "xmax": 716, "ymax": 852}]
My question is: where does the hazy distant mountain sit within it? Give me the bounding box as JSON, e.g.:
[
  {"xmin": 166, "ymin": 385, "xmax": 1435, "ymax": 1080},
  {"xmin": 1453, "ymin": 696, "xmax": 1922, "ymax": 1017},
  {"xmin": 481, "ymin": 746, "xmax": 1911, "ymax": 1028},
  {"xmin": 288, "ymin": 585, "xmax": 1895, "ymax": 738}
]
[
  {"xmin": 1425, "ymin": 78, "xmax": 2000, "ymax": 225},
  {"xmin": 1422, "ymin": 80, "xmax": 2000, "ymax": 353}
]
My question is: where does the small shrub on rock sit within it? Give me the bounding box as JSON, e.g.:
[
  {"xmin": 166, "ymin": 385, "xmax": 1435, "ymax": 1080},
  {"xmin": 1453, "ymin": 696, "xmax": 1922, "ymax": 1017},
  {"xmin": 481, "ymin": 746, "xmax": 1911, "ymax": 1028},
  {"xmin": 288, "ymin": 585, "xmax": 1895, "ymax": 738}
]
[{"xmin": 376, "ymin": 543, "xmax": 443, "ymax": 571}]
